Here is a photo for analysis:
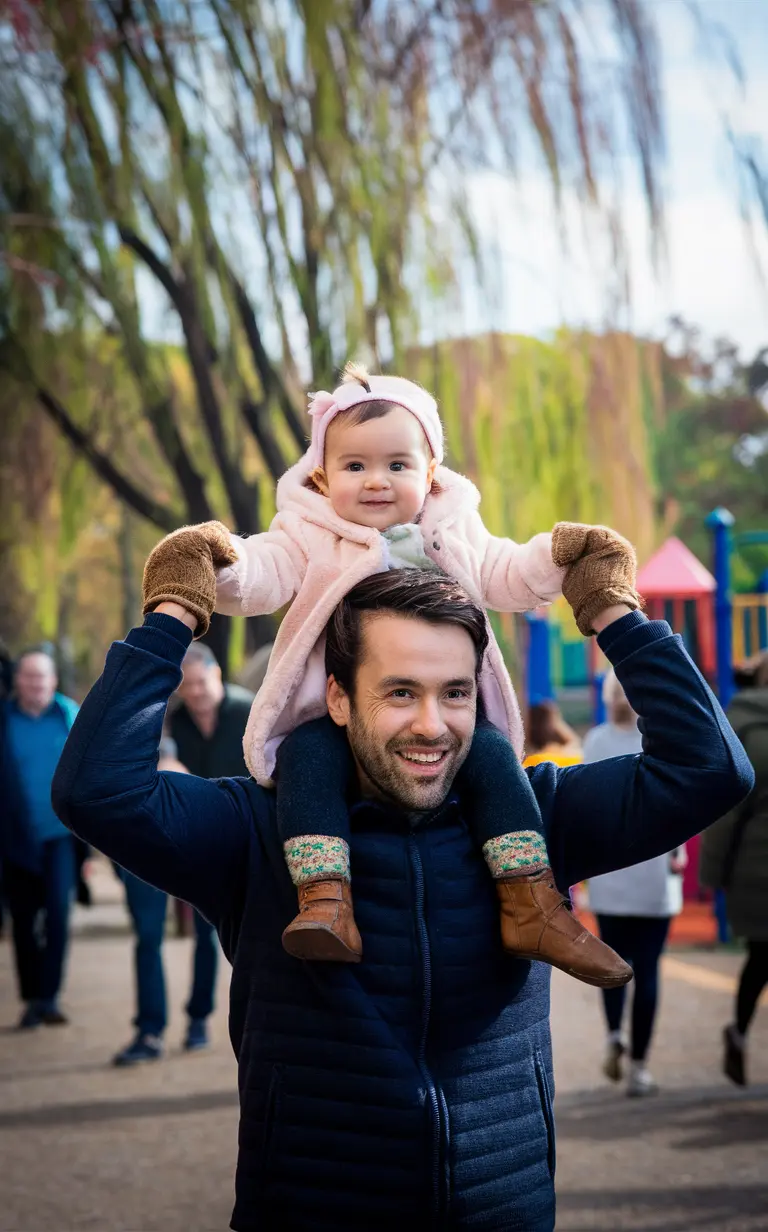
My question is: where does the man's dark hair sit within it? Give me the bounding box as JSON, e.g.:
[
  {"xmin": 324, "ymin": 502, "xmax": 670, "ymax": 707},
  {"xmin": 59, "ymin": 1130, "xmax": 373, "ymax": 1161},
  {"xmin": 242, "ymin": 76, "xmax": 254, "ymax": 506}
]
[{"xmin": 325, "ymin": 571, "xmax": 489, "ymax": 695}]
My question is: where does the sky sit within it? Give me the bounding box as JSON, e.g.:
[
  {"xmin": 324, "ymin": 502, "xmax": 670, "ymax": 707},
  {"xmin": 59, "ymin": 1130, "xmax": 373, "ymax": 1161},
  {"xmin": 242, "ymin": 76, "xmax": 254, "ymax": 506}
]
[
  {"xmin": 131, "ymin": 0, "xmax": 768, "ymax": 364},
  {"xmin": 435, "ymin": 0, "xmax": 768, "ymax": 359}
]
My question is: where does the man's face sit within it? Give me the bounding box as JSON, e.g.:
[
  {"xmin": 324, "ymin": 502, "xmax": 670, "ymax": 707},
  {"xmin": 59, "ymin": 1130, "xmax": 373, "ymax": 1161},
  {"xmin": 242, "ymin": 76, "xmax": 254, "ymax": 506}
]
[
  {"xmin": 15, "ymin": 653, "xmax": 57, "ymax": 715},
  {"xmin": 177, "ymin": 660, "xmax": 223, "ymax": 716},
  {"xmin": 327, "ymin": 612, "xmax": 478, "ymax": 810}
]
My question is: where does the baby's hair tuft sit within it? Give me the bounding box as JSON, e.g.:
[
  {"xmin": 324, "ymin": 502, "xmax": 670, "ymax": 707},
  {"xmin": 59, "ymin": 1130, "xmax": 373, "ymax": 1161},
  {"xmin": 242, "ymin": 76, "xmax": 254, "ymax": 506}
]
[{"xmin": 341, "ymin": 360, "xmax": 372, "ymax": 393}]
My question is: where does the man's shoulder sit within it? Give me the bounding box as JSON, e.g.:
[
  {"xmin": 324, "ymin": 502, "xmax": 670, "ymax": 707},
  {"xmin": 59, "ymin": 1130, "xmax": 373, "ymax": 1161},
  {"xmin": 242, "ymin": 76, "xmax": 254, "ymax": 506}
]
[
  {"xmin": 54, "ymin": 693, "xmax": 80, "ymax": 726},
  {"xmin": 224, "ymin": 683, "xmax": 256, "ymax": 710}
]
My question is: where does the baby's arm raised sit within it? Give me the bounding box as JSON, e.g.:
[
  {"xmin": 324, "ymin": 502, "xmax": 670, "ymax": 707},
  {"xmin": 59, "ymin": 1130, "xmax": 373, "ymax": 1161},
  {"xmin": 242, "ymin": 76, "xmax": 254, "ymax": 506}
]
[
  {"xmin": 475, "ymin": 515, "xmax": 565, "ymax": 612},
  {"xmin": 215, "ymin": 517, "xmax": 307, "ymax": 617}
]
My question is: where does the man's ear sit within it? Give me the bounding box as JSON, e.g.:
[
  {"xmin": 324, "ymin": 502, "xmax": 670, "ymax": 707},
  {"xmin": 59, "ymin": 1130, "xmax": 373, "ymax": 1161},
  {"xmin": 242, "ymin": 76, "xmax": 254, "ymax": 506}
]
[
  {"xmin": 326, "ymin": 674, "xmax": 351, "ymax": 727},
  {"xmin": 310, "ymin": 465, "xmax": 330, "ymax": 496}
]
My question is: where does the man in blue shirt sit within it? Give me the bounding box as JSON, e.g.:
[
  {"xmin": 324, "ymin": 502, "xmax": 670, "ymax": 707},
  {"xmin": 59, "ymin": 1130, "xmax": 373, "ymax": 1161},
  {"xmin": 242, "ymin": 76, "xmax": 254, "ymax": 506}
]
[
  {"xmin": 52, "ymin": 529, "xmax": 753, "ymax": 1231},
  {"xmin": 0, "ymin": 649, "xmax": 78, "ymax": 1029}
]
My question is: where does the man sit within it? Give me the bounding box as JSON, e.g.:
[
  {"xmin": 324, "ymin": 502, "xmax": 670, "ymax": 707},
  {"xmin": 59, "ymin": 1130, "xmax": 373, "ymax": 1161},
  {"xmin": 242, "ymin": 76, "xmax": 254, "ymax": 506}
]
[
  {"xmin": 170, "ymin": 641, "xmax": 255, "ymax": 781},
  {"xmin": 0, "ymin": 649, "xmax": 78, "ymax": 1029},
  {"xmin": 52, "ymin": 535, "xmax": 752, "ymax": 1230},
  {"xmin": 113, "ymin": 644, "xmax": 254, "ymax": 1065}
]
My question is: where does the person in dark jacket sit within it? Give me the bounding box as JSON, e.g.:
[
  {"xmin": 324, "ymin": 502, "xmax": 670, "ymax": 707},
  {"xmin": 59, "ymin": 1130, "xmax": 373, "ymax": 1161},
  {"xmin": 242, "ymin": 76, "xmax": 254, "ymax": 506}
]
[
  {"xmin": 700, "ymin": 650, "xmax": 768, "ymax": 1087},
  {"xmin": 1, "ymin": 648, "xmax": 78, "ymax": 1028},
  {"xmin": 113, "ymin": 645, "xmax": 255, "ymax": 1065},
  {"xmin": 0, "ymin": 635, "xmax": 13, "ymax": 938},
  {"xmin": 52, "ymin": 553, "xmax": 752, "ymax": 1231}
]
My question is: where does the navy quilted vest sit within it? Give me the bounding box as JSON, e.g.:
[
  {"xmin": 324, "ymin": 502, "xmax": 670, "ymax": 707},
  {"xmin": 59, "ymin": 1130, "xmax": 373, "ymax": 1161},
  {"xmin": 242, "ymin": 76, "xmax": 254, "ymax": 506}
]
[{"xmin": 226, "ymin": 791, "xmax": 557, "ymax": 1231}]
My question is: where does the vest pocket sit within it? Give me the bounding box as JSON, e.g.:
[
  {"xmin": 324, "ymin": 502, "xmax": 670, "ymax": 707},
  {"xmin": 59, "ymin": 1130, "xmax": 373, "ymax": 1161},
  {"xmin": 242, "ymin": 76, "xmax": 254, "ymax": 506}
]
[
  {"xmin": 534, "ymin": 1048, "xmax": 556, "ymax": 1178},
  {"xmin": 260, "ymin": 1063, "xmax": 284, "ymax": 1184}
]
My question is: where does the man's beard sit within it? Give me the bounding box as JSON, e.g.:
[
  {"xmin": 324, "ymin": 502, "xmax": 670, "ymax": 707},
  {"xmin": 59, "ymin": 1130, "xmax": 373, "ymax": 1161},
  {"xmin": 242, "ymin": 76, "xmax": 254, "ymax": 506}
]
[{"xmin": 346, "ymin": 706, "xmax": 469, "ymax": 811}]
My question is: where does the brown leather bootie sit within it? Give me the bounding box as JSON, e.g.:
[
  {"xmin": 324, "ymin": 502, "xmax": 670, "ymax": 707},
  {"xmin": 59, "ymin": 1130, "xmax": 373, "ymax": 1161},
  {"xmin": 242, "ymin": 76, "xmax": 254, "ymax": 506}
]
[
  {"xmin": 282, "ymin": 878, "xmax": 363, "ymax": 963},
  {"xmin": 497, "ymin": 869, "xmax": 633, "ymax": 988}
]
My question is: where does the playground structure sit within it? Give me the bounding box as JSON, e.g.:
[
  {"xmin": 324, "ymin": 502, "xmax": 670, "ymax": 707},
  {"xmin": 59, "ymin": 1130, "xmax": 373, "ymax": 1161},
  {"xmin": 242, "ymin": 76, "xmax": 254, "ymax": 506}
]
[
  {"xmin": 525, "ymin": 508, "xmax": 768, "ymax": 713},
  {"xmin": 524, "ymin": 510, "xmax": 768, "ymax": 927}
]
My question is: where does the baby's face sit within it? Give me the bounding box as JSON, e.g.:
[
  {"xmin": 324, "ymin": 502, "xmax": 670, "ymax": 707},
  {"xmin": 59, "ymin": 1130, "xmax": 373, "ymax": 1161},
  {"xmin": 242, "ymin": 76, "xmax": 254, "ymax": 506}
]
[{"xmin": 318, "ymin": 406, "xmax": 437, "ymax": 530}]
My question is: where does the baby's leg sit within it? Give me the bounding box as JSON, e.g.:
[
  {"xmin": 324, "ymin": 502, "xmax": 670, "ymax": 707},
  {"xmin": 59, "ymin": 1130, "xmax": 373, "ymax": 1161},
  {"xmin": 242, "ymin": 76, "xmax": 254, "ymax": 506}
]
[
  {"xmin": 459, "ymin": 720, "xmax": 631, "ymax": 990},
  {"xmin": 459, "ymin": 718, "xmax": 548, "ymax": 875},
  {"xmin": 276, "ymin": 717, "xmax": 362, "ymax": 963}
]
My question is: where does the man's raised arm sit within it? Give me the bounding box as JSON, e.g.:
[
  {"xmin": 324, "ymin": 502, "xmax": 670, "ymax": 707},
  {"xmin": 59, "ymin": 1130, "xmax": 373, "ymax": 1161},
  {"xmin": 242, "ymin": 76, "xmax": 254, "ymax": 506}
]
[
  {"xmin": 539, "ymin": 607, "xmax": 754, "ymax": 889},
  {"xmin": 52, "ymin": 609, "xmax": 252, "ymax": 926},
  {"xmin": 535, "ymin": 524, "xmax": 754, "ymax": 890}
]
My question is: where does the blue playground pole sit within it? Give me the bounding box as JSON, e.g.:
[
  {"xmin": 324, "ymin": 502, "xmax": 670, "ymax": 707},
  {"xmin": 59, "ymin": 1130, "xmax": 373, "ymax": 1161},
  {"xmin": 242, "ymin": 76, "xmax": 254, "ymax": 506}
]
[
  {"xmin": 705, "ymin": 508, "xmax": 735, "ymax": 708},
  {"xmin": 592, "ymin": 672, "xmax": 606, "ymax": 726},
  {"xmin": 525, "ymin": 612, "xmax": 553, "ymax": 706}
]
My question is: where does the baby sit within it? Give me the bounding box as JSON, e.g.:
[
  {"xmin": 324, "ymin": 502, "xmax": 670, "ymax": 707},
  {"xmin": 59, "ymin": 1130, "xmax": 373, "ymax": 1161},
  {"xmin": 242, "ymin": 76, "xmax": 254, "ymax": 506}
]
[{"xmin": 145, "ymin": 365, "xmax": 636, "ymax": 988}]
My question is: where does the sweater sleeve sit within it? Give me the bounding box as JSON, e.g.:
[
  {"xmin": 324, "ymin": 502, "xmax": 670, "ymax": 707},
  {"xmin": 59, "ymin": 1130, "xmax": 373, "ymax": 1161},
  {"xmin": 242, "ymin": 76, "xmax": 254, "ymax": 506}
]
[
  {"xmin": 215, "ymin": 520, "xmax": 307, "ymax": 617},
  {"xmin": 532, "ymin": 612, "xmax": 755, "ymax": 890},
  {"xmin": 478, "ymin": 523, "xmax": 565, "ymax": 612},
  {"xmin": 51, "ymin": 613, "xmax": 255, "ymax": 924}
]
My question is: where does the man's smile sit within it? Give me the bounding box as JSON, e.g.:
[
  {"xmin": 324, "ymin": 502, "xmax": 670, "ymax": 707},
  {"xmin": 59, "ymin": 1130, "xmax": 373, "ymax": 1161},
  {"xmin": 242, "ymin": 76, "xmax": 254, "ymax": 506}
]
[{"xmin": 393, "ymin": 745, "xmax": 453, "ymax": 775}]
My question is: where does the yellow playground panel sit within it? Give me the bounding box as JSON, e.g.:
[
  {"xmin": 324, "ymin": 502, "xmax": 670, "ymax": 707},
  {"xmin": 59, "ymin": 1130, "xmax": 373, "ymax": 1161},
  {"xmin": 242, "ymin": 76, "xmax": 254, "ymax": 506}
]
[{"xmin": 732, "ymin": 593, "xmax": 768, "ymax": 663}]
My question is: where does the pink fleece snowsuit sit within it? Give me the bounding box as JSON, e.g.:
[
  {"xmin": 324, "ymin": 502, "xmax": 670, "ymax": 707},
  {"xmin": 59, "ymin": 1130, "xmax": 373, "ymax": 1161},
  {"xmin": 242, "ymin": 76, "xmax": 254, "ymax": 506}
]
[{"xmin": 216, "ymin": 451, "xmax": 565, "ymax": 785}]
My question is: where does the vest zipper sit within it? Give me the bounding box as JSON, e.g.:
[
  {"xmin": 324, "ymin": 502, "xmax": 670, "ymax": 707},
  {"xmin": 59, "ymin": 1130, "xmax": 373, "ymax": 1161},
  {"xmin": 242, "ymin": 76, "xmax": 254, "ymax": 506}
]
[{"xmin": 409, "ymin": 833, "xmax": 443, "ymax": 1223}]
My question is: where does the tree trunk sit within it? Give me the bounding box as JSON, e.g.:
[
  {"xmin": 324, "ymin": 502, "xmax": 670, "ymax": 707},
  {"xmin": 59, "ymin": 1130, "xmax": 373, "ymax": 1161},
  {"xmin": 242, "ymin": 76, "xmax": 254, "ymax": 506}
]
[
  {"xmin": 56, "ymin": 574, "xmax": 78, "ymax": 697},
  {"xmin": 119, "ymin": 503, "xmax": 140, "ymax": 631}
]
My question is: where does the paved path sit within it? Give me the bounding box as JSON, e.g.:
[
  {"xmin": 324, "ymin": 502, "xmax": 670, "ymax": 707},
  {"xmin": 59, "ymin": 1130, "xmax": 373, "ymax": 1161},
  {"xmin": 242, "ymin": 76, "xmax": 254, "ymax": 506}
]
[{"xmin": 0, "ymin": 869, "xmax": 766, "ymax": 1231}]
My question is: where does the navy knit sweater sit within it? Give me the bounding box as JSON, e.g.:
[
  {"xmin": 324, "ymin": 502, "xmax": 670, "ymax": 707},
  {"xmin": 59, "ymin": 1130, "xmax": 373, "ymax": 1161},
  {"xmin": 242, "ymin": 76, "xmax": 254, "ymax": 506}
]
[{"xmin": 52, "ymin": 612, "xmax": 752, "ymax": 1231}]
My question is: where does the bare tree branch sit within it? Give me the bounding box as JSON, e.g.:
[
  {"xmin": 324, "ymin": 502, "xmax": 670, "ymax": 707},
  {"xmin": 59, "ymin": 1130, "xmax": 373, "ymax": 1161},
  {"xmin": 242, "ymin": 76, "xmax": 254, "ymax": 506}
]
[
  {"xmin": 240, "ymin": 397, "xmax": 289, "ymax": 479},
  {"xmin": 36, "ymin": 386, "xmax": 181, "ymax": 532},
  {"xmin": 118, "ymin": 224, "xmax": 181, "ymax": 304}
]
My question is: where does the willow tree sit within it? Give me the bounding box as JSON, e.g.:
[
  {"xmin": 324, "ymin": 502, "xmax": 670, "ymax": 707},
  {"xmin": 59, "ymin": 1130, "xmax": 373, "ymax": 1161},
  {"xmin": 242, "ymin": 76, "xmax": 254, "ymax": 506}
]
[{"xmin": 0, "ymin": 0, "xmax": 665, "ymax": 669}]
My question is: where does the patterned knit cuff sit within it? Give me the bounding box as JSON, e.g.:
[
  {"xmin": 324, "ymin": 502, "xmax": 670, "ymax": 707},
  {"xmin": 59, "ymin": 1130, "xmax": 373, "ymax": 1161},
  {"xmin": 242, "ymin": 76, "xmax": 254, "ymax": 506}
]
[
  {"xmin": 284, "ymin": 836, "xmax": 351, "ymax": 887},
  {"xmin": 482, "ymin": 831, "xmax": 550, "ymax": 879}
]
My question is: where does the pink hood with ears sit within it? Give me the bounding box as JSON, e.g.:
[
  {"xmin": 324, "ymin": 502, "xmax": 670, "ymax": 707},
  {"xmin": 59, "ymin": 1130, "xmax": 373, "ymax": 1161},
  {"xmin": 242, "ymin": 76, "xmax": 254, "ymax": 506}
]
[{"xmin": 307, "ymin": 374, "xmax": 444, "ymax": 470}]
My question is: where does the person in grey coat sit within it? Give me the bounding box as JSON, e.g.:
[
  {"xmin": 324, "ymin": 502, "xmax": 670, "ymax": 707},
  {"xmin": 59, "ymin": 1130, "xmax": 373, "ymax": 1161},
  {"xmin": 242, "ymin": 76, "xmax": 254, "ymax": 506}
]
[
  {"xmin": 585, "ymin": 670, "xmax": 686, "ymax": 1097},
  {"xmin": 700, "ymin": 651, "xmax": 768, "ymax": 1086}
]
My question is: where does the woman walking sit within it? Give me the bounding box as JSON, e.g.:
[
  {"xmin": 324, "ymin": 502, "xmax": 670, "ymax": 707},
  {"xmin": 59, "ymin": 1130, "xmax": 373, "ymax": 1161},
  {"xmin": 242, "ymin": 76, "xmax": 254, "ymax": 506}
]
[
  {"xmin": 584, "ymin": 670, "xmax": 685, "ymax": 1096},
  {"xmin": 700, "ymin": 651, "xmax": 768, "ymax": 1086}
]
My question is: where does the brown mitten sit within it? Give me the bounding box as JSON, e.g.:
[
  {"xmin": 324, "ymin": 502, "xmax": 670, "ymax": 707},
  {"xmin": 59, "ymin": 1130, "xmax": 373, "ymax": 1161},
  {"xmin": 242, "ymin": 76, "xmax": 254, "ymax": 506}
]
[
  {"xmin": 552, "ymin": 522, "xmax": 642, "ymax": 636},
  {"xmin": 142, "ymin": 521, "xmax": 238, "ymax": 637}
]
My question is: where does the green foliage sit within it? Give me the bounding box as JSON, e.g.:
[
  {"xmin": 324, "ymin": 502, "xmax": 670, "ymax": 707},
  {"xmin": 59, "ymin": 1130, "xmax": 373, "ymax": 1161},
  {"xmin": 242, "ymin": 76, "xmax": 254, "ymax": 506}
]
[
  {"xmin": 410, "ymin": 330, "xmax": 662, "ymax": 559},
  {"xmin": 0, "ymin": 0, "xmax": 675, "ymax": 676},
  {"xmin": 652, "ymin": 326, "xmax": 768, "ymax": 583}
]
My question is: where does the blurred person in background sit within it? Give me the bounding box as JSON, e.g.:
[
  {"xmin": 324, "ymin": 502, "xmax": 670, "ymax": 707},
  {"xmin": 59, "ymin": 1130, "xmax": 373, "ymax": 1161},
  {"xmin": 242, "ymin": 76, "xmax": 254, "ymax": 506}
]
[
  {"xmin": 0, "ymin": 636, "xmax": 13, "ymax": 939},
  {"xmin": 113, "ymin": 643, "xmax": 254, "ymax": 1066},
  {"xmin": 0, "ymin": 648, "xmax": 78, "ymax": 1028},
  {"xmin": 170, "ymin": 641, "xmax": 255, "ymax": 782},
  {"xmin": 585, "ymin": 669, "xmax": 686, "ymax": 1097},
  {"xmin": 113, "ymin": 737, "xmax": 214, "ymax": 1065},
  {"xmin": 0, "ymin": 636, "xmax": 13, "ymax": 700},
  {"xmin": 236, "ymin": 641, "xmax": 273, "ymax": 697},
  {"xmin": 524, "ymin": 699, "xmax": 582, "ymax": 768},
  {"xmin": 700, "ymin": 650, "xmax": 768, "ymax": 1087}
]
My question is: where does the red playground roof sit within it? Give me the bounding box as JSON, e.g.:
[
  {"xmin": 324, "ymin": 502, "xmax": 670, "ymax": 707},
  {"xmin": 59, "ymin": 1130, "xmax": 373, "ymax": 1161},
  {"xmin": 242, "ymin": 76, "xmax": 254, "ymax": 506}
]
[{"xmin": 637, "ymin": 536, "xmax": 715, "ymax": 598}]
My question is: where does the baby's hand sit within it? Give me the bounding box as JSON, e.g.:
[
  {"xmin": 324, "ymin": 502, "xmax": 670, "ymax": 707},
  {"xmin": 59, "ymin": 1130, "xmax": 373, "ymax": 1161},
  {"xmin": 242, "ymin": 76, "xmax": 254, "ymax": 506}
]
[
  {"xmin": 551, "ymin": 523, "xmax": 642, "ymax": 637},
  {"xmin": 142, "ymin": 521, "xmax": 237, "ymax": 637}
]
